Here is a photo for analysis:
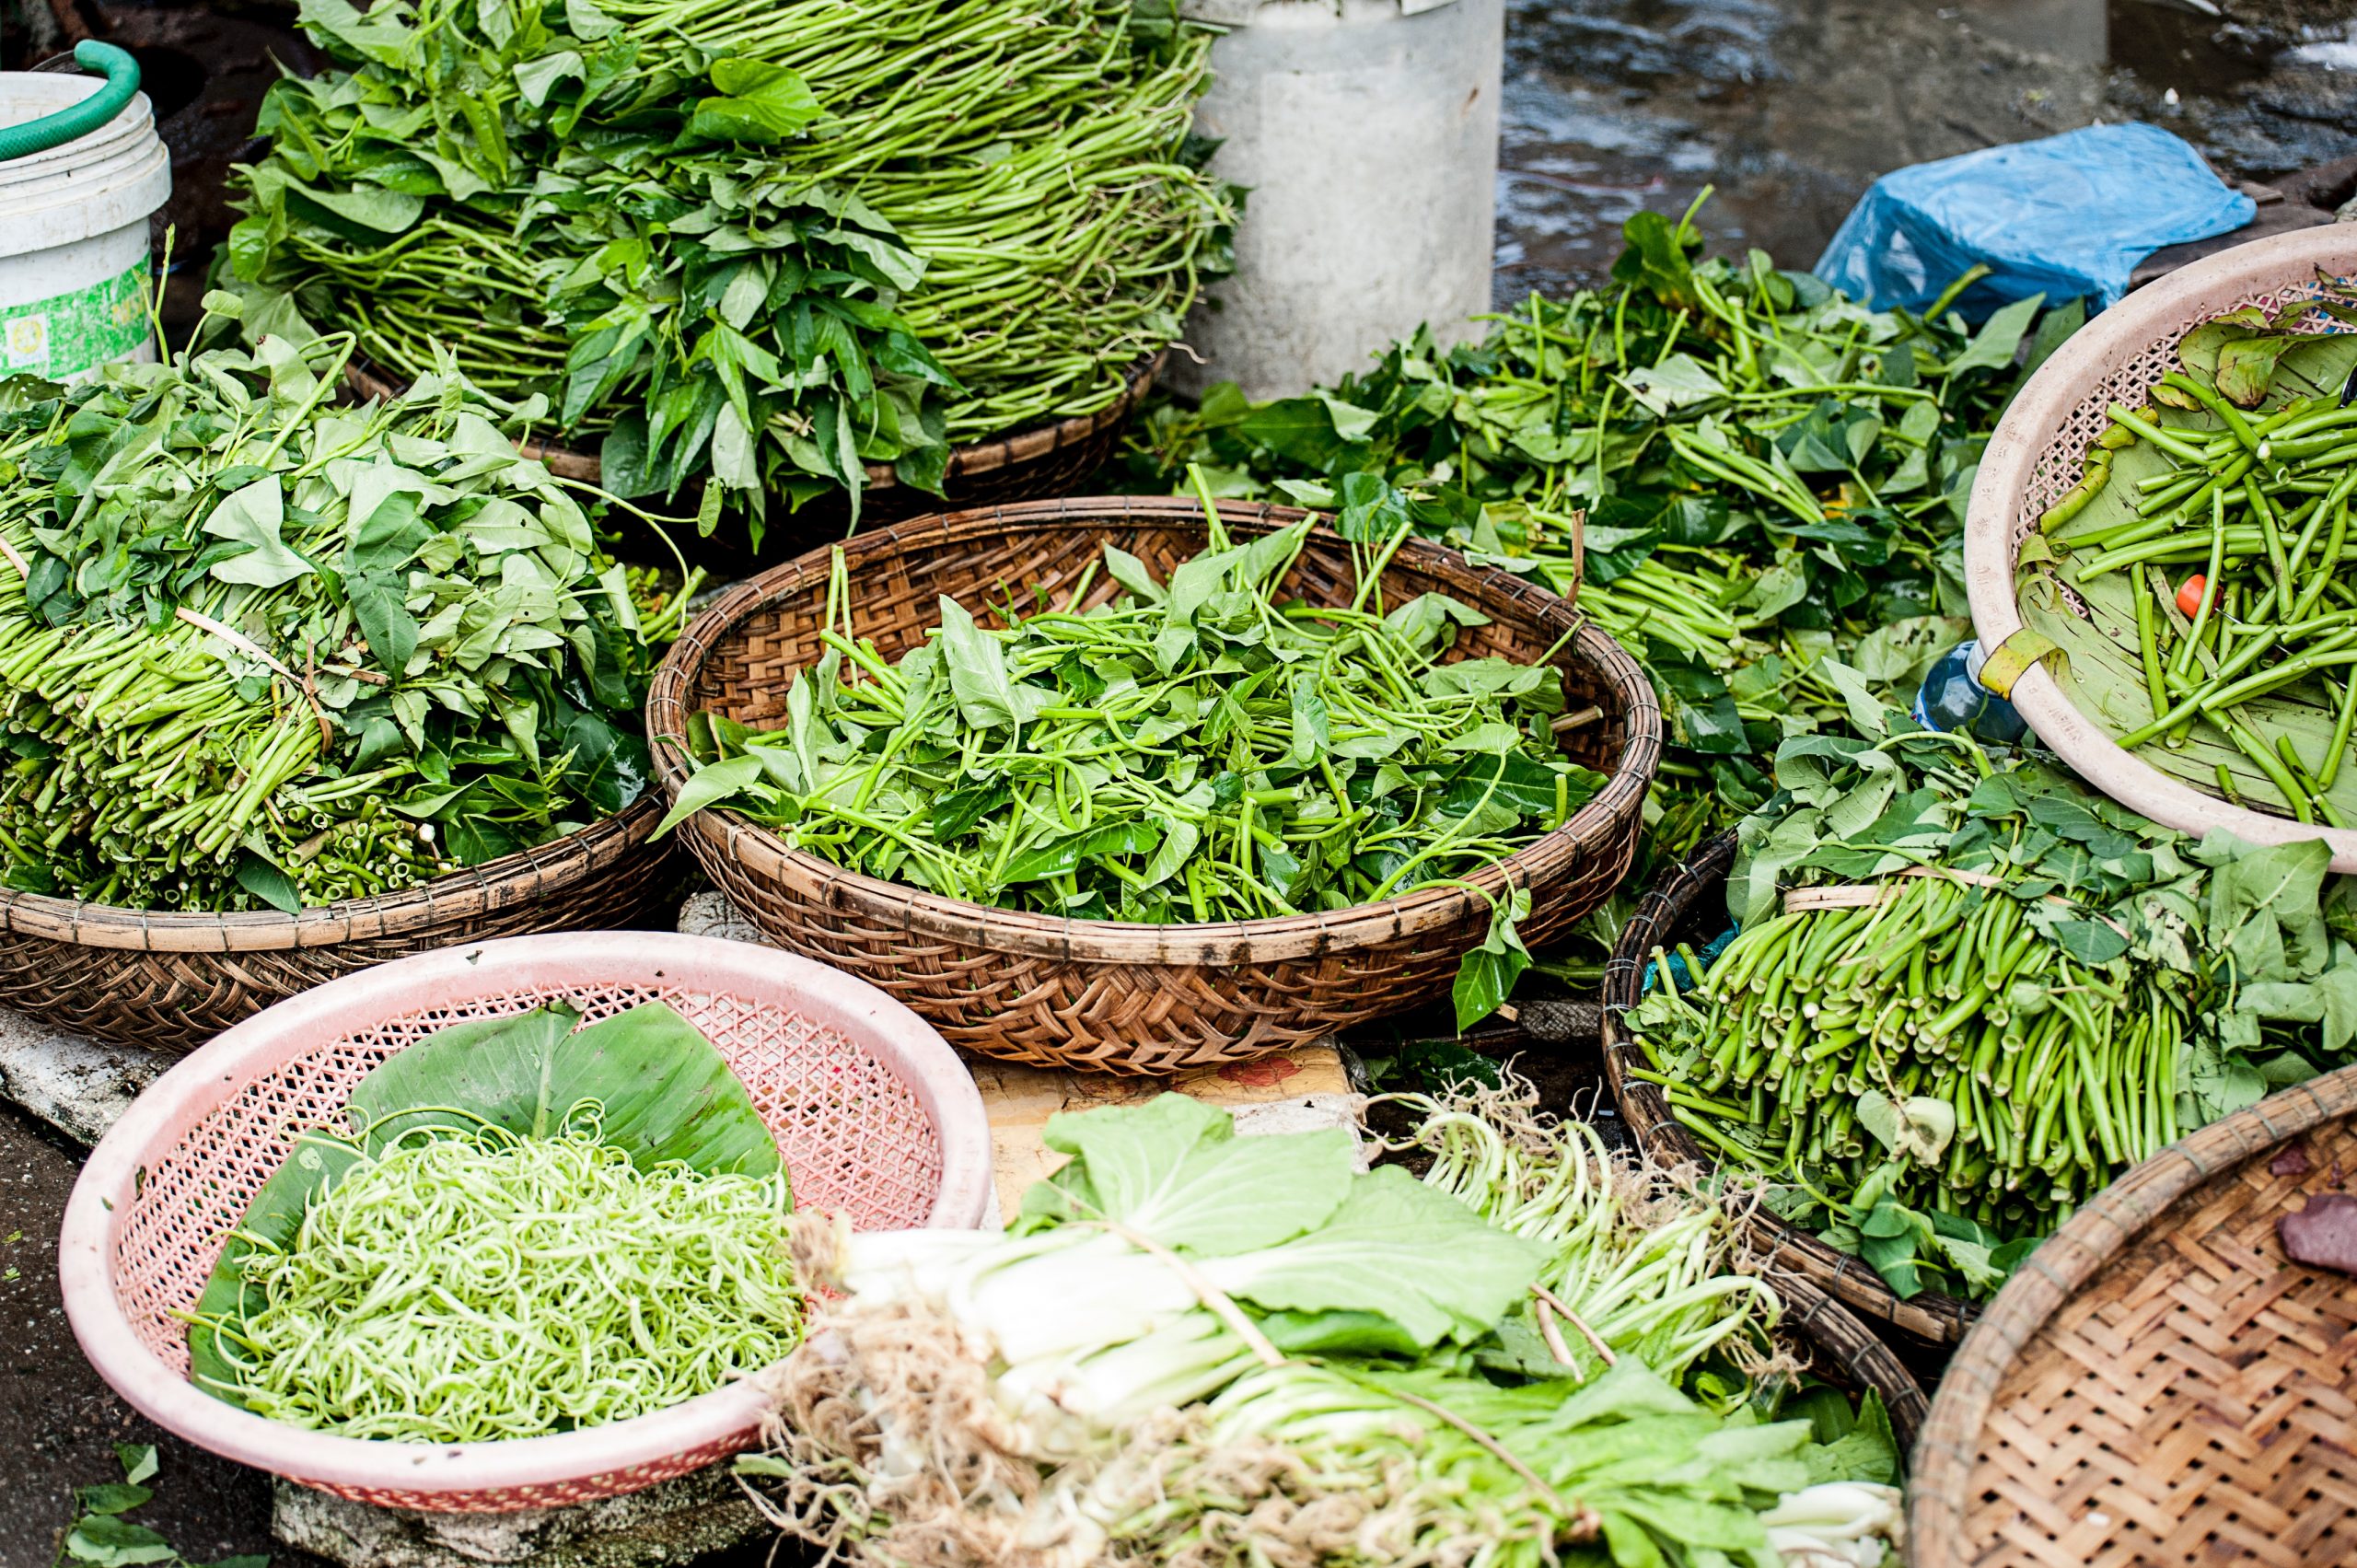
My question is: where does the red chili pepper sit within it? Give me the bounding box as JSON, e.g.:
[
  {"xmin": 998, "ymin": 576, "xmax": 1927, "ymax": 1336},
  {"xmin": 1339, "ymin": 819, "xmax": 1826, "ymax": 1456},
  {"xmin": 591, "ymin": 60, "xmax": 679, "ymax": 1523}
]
[{"xmin": 2177, "ymin": 574, "xmax": 2207, "ymax": 619}]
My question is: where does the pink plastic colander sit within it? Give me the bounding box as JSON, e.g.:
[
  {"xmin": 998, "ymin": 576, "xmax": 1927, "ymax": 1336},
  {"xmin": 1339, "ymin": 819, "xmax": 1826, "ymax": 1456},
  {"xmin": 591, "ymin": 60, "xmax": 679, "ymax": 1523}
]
[{"xmin": 57, "ymin": 932, "xmax": 993, "ymax": 1513}]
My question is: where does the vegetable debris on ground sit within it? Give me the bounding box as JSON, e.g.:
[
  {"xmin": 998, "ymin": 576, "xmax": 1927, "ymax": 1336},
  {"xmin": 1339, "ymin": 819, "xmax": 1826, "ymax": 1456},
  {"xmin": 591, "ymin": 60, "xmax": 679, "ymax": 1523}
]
[
  {"xmin": 187, "ymin": 1002, "xmax": 798, "ymax": 1444},
  {"xmin": 2022, "ymin": 289, "xmax": 2357, "ymax": 823},
  {"xmin": 55, "ymin": 1444, "xmax": 267, "ymax": 1568},
  {"xmin": 659, "ymin": 482, "xmax": 1606, "ymax": 1028},
  {"xmin": 742, "ymin": 1088, "xmax": 1905, "ymax": 1568},
  {"xmin": 1624, "ymin": 682, "xmax": 2357, "ymax": 1301},
  {"xmin": 1122, "ymin": 197, "xmax": 2082, "ymax": 968},
  {"xmin": 229, "ymin": 0, "xmax": 1233, "ymax": 532},
  {"xmin": 0, "ymin": 306, "xmax": 687, "ymax": 912}
]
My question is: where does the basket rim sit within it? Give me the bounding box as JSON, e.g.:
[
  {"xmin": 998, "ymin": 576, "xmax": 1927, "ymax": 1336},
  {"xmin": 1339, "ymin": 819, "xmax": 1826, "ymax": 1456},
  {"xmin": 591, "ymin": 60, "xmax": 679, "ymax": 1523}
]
[
  {"xmin": 1599, "ymin": 831, "xmax": 1981, "ymax": 1344},
  {"xmin": 644, "ymin": 496, "xmax": 1664, "ymax": 967},
  {"xmin": 56, "ymin": 931, "xmax": 993, "ymax": 1503},
  {"xmin": 1965, "ymin": 224, "xmax": 2357, "ymax": 872},
  {"xmin": 342, "ymin": 352, "xmax": 1167, "ymax": 491},
  {"xmin": 1905, "ymin": 1059, "xmax": 2357, "ymax": 1560},
  {"xmin": 0, "ymin": 791, "xmax": 663, "ymax": 953},
  {"xmin": 1765, "ymin": 1263, "xmax": 1931, "ymax": 1451}
]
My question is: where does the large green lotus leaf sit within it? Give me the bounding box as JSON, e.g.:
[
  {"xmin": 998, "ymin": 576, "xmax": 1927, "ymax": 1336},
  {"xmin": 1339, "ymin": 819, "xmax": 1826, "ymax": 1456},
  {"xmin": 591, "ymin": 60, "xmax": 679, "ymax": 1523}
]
[{"xmin": 188, "ymin": 1002, "xmax": 780, "ymax": 1407}]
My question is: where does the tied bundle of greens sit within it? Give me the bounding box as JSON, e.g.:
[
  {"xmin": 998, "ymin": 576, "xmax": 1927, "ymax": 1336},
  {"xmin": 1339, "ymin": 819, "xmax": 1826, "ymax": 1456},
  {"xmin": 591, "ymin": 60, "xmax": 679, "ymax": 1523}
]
[
  {"xmin": 0, "ymin": 306, "xmax": 682, "ymax": 912},
  {"xmin": 2019, "ymin": 288, "xmax": 2357, "ymax": 824},
  {"xmin": 188, "ymin": 1002, "xmax": 800, "ymax": 1444},
  {"xmin": 1624, "ymin": 683, "xmax": 2357, "ymax": 1302},
  {"xmin": 1122, "ymin": 198, "xmax": 2082, "ymax": 959},
  {"xmin": 229, "ymin": 0, "xmax": 1231, "ymax": 532},
  {"xmin": 658, "ymin": 483, "xmax": 1607, "ymax": 1029},
  {"xmin": 743, "ymin": 1092, "xmax": 1905, "ymax": 1568}
]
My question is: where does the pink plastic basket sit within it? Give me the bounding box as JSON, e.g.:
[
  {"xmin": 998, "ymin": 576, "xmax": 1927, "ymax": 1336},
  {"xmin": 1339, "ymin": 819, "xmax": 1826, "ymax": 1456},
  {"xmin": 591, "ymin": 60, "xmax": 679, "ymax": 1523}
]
[
  {"xmin": 1966, "ymin": 225, "xmax": 2357, "ymax": 869},
  {"xmin": 56, "ymin": 933, "xmax": 993, "ymax": 1513}
]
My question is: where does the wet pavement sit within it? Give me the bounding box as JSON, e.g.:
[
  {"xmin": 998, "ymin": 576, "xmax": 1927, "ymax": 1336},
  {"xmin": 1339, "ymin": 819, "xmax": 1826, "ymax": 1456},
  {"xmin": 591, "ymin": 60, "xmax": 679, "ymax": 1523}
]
[
  {"xmin": 1494, "ymin": 0, "xmax": 2357, "ymax": 300},
  {"xmin": 7, "ymin": 0, "xmax": 2357, "ymax": 1562}
]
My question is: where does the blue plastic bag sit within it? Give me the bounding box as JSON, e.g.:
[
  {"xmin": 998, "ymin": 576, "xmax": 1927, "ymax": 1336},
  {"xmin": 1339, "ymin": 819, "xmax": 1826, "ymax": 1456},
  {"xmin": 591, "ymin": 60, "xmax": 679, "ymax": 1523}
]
[{"xmin": 1814, "ymin": 123, "xmax": 2254, "ymax": 318}]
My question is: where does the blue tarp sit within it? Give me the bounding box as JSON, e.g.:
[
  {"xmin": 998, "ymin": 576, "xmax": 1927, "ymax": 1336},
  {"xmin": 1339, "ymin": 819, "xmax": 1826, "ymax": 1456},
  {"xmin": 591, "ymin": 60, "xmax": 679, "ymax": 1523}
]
[{"xmin": 1814, "ymin": 122, "xmax": 2256, "ymax": 318}]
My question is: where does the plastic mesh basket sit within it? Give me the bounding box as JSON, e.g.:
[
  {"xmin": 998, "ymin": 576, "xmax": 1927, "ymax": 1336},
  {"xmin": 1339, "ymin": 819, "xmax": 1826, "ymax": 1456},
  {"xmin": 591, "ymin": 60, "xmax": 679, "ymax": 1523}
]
[
  {"xmin": 1964, "ymin": 225, "xmax": 2357, "ymax": 868},
  {"xmin": 57, "ymin": 933, "xmax": 993, "ymax": 1513}
]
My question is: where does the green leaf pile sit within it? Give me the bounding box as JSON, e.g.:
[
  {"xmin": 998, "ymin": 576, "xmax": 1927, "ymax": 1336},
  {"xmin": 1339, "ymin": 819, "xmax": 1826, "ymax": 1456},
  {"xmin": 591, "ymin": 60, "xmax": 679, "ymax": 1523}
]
[
  {"xmin": 0, "ymin": 325, "xmax": 674, "ymax": 912},
  {"xmin": 661, "ymin": 510, "xmax": 1605, "ymax": 1028},
  {"xmin": 227, "ymin": 0, "xmax": 1234, "ymax": 534},
  {"xmin": 1628, "ymin": 685, "xmax": 2357, "ymax": 1301}
]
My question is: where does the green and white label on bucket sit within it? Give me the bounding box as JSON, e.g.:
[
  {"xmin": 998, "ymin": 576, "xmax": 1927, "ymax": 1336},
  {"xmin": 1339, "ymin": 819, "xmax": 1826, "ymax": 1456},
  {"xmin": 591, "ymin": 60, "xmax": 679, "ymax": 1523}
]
[{"xmin": 0, "ymin": 259, "xmax": 150, "ymax": 382}]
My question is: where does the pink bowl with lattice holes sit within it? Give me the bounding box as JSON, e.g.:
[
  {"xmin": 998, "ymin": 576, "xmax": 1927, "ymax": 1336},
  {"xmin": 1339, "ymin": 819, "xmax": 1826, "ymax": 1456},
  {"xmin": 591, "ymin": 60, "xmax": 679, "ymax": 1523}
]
[
  {"xmin": 1968, "ymin": 224, "xmax": 2357, "ymax": 869},
  {"xmin": 56, "ymin": 933, "xmax": 993, "ymax": 1513}
]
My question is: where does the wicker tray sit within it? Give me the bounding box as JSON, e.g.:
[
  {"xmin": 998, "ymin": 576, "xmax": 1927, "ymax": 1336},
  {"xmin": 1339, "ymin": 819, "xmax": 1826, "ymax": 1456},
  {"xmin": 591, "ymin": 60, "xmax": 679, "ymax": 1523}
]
[
  {"xmin": 345, "ymin": 354, "xmax": 1165, "ymax": 572},
  {"xmin": 59, "ymin": 933, "xmax": 993, "ymax": 1513},
  {"xmin": 1910, "ymin": 1062, "xmax": 2357, "ymax": 1567},
  {"xmin": 647, "ymin": 497, "xmax": 1661, "ymax": 1074},
  {"xmin": 1965, "ymin": 224, "xmax": 2357, "ymax": 870},
  {"xmin": 0, "ymin": 796, "xmax": 679, "ymax": 1053},
  {"xmin": 1601, "ymin": 831, "xmax": 1981, "ymax": 1344},
  {"xmin": 1771, "ymin": 1264, "xmax": 1931, "ymax": 1456}
]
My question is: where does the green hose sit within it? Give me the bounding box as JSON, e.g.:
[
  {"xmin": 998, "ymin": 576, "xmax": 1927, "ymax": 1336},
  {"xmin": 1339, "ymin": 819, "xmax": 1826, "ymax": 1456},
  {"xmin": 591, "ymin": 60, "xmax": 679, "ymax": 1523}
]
[{"xmin": 0, "ymin": 42, "xmax": 142, "ymax": 165}]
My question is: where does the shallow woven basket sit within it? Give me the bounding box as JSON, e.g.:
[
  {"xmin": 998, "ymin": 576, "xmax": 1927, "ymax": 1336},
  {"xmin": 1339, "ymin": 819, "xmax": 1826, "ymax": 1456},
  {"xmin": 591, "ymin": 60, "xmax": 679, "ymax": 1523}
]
[
  {"xmin": 346, "ymin": 354, "xmax": 1164, "ymax": 568},
  {"xmin": 1966, "ymin": 224, "xmax": 2357, "ymax": 870},
  {"xmin": 0, "ymin": 796, "xmax": 679, "ymax": 1054},
  {"xmin": 57, "ymin": 933, "xmax": 994, "ymax": 1514},
  {"xmin": 1910, "ymin": 1062, "xmax": 2357, "ymax": 1567},
  {"xmin": 1602, "ymin": 832, "xmax": 1980, "ymax": 1344},
  {"xmin": 647, "ymin": 497, "xmax": 1661, "ymax": 1074}
]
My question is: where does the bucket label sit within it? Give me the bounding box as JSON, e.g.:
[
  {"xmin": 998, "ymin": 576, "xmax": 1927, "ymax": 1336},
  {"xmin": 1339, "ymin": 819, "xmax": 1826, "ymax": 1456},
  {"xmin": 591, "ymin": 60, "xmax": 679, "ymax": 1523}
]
[{"xmin": 0, "ymin": 259, "xmax": 151, "ymax": 383}]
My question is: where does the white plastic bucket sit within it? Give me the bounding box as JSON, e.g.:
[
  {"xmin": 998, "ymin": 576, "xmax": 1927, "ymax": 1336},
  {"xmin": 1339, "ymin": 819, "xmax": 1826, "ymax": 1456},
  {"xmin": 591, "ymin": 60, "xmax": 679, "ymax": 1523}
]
[
  {"xmin": 0, "ymin": 72, "xmax": 170, "ymax": 383},
  {"xmin": 1172, "ymin": 0, "xmax": 1504, "ymax": 402}
]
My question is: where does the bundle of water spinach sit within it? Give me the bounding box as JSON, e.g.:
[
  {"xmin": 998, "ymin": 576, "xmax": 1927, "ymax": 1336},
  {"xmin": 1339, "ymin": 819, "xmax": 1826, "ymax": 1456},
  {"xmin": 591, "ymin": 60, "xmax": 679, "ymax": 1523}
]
[
  {"xmin": 0, "ymin": 307, "xmax": 682, "ymax": 912},
  {"xmin": 229, "ymin": 0, "xmax": 1232, "ymax": 531},
  {"xmin": 1623, "ymin": 683, "xmax": 2357, "ymax": 1302},
  {"xmin": 660, "ymin": 487, "xmax": 1606, "ymax": 1028},
  {"xmin": 2021, "ymin": 289, "xmax": 2357, "ymax": 822}
]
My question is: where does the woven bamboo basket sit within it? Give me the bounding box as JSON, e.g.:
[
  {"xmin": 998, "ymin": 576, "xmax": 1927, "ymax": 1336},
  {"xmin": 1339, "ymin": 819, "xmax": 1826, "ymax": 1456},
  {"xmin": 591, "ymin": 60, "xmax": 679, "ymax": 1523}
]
[
  {"xmin": 1602, "ymin": 831, "xmax": 1981, "ymax": 1344},
  {"xmin": 647, "ymin": 496, "xmax": 1661, "ymax": 1074},
  {"xmin": 345, "ymin": 354, "xmax": 1165, "ymax": 570},
  {"xmin": 1771, "ymin": 1264, "xmax": 1931, "ymax": 1454},
  {"xmin": 0, "ymin": 796, "xmax": 678, "ymax": 1054},
  {"xmin": 1910, "ymin": 1062, "xmax": 2357, "ymax": 1567},
  {"xmin": 1965, "ymin": 224, "xmax": 2357, "ymax": 870}
]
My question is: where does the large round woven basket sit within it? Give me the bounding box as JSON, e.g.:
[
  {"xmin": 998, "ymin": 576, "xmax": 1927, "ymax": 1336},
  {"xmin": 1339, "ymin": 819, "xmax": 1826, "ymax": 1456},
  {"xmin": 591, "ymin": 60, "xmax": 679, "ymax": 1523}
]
[
  {"xmin": 1601, "ymin": 831, "xmax": 1980, "ymax": 1344},
  {"xmin": 0, "ymin": 796, "xmax": 678, "ymax": 1053},
  {"xmin": 59, "ymin": 933, "xmax": 994, "ymax": 1514},
  {"xmin": 647, "ymin": 496, "xmax": 1661, "ymax": 1074},
  {"xmin": 346, "ymin": 354, "xmax": 1164, "ymax": 570},
  {"xmin": 1910, "ymin": 1062, "xmax": 2357, "ymax": 1567},
  {"xmin": 1965, "ymin": 224, "xmax": 2357, "ymax": 870}
]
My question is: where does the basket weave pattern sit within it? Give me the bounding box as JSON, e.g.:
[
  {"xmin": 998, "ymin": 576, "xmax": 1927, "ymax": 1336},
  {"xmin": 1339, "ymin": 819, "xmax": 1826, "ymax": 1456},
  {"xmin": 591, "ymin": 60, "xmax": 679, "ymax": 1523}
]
[
  {"xmin": 1601, "ymin": 832, "xmax": 1980, "ymax": 1344},
  {"xmin": 647, "ymin": 497, "xmax": 1661, "ymax": 1074},
  {"xmin": 0, "ymin": 798, "xmax": 679, "ymax": 1053},
  {"xmin": 1912, "ymin": 1066, "xmax": 2357, "ymax": 1567},
  {"xmin": 99, "ymin": 963, "xmax": 953, "ymax": 1511}
]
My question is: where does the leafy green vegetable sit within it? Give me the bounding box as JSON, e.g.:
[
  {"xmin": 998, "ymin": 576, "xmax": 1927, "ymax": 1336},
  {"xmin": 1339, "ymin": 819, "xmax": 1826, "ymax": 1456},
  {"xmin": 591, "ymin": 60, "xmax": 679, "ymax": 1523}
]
[
  {"xmin": 659, "ymin": 502, "xmax": 1605, "ymax": 1026},
  {"xmin": 56, "ymin": 1446, "xmax": 264, "ymax": 1568},
  {"xmin": 228, "ymin": 0, "xmax": 1234, "ymax": 533},
  {"xmin": 0, "ymin": 320, "xmax": 689, "ymax": 912},
  {"xmin": 1122, "ymin": 196, "xmax": 2081, "ymax": 966},
  {"xmin": 1627, "ymin": 685, "xmax": 2357, "ymax": 1301}
]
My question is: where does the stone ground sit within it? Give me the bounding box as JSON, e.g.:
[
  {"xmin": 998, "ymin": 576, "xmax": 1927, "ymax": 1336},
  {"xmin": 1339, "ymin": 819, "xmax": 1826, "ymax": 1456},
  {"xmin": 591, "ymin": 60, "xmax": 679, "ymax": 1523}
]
[{"xmin": 8, "ymin": 0, "xmax": 2357, "ymax": 1561}]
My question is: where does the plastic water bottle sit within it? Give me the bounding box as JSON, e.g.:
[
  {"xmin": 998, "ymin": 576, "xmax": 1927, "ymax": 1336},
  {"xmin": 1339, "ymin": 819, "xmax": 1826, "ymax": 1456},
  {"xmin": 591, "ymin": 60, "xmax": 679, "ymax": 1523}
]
[{"xmin": 1912, "ymin": 639, "xmax": 2028, "ymax": 744}]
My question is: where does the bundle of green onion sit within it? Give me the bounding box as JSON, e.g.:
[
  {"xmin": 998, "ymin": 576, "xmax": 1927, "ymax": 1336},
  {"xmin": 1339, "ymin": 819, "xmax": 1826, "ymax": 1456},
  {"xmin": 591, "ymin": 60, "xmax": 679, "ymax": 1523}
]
[
  {"xmin": 228, "ymin": 0, "xmax": 1232, "ymax": 530},
  {"xmin": 0, "ymin": 308, "xmax": 678, "ymax": 912},
  {"xmin": 661, "ymin": 490, "xmax": 1608, "ymax": 1028}
]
